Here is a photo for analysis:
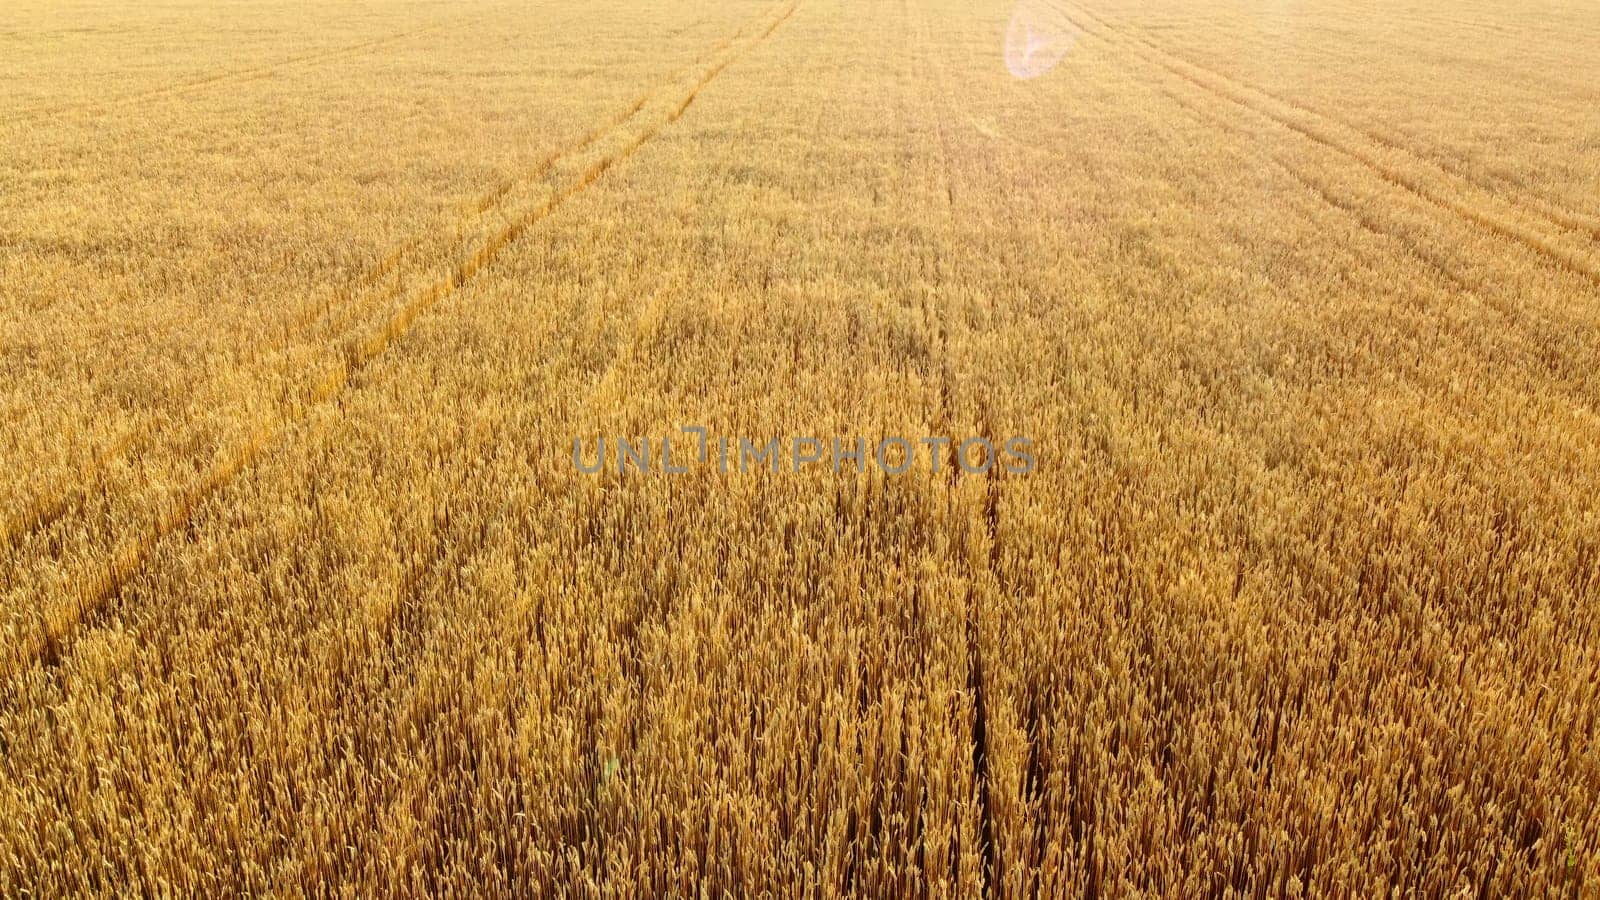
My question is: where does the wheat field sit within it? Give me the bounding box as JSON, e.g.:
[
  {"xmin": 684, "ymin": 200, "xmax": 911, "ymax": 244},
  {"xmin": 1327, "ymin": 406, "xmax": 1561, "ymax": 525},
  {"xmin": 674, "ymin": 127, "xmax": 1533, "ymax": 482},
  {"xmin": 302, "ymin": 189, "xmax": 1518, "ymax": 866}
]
[{"xmin": 3, "ymin": 0, "xmax": 1599, "ymax": 895}]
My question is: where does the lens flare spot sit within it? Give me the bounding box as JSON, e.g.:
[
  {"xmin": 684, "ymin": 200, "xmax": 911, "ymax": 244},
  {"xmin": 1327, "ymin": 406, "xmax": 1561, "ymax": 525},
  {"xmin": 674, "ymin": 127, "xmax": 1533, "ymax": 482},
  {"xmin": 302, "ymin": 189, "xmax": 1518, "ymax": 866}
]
[{"xmin": 1004, "ymin": 1, "xmax": 1078, "ymax": 80}]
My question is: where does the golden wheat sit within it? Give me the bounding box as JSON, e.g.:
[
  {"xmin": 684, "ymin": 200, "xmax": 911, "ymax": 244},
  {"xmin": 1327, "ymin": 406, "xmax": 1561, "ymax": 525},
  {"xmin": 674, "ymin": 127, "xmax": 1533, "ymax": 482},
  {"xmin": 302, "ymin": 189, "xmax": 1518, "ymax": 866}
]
[{"xmin": 2, "ymin": 0, "xmax": 1598, "ymax": 895}]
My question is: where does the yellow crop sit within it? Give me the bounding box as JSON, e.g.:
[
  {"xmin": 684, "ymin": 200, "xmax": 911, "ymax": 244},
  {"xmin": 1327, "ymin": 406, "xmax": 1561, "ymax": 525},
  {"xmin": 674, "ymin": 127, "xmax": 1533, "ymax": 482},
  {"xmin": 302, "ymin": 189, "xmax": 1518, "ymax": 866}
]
[{"xmin": 3, "ymin": 0, "xmax": 1597, "ymax": 894}]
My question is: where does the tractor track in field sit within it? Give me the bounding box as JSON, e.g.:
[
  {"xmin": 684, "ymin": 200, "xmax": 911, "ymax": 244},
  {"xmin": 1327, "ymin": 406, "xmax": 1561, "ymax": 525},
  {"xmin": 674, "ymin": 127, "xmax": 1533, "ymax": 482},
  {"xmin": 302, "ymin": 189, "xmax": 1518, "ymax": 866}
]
[
  {"xmin": 1137, "ymin": 9, "xmax": 1600, "ymax": 48},
  {"xmin": 1055, "ymin": 9, "xmax": 1600, "ymax": 461},
  {"xmin": 368, "ymin": 6, "xmax": 804, "ymax": 885},
  {"xmin": 0, "ymin": 0, "xmax": 801, "ymax": 693},
  {"xmin": 0, "ymin": 15, "xmax": 760, "ymax": 560},
  {"xmin": 1053, "ymin": 0, "xmax": 1600, "ymax": 287},
  {"xmin": 906, "ymin": 6, "xmax": 1005, "ymax": 893},
  {"xmin": 1111, "ymin": 17, "xmax": 1600, "ymax": 240},
  {"xmin": 1138, "ymin": 54, "xmax": 1490, "ymax": 297}
]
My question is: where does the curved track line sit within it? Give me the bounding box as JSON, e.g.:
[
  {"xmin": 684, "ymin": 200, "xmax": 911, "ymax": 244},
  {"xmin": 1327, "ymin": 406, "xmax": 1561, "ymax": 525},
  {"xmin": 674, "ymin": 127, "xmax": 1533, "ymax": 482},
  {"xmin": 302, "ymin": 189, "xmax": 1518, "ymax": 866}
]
[
  {"xmin": 1113, "ymin": 18, "xmax": 1600, "ymax": 242},
  {"xmin": 1054, "ymin": 1, "xmax": 1600, "ymax": 288},
  {"xmin": 0, "ymin": 17, "xmax": 760, "ymax": 556},
  {"xmin": 1, "ymin": 0, "xmax": 800, "ymax": 693}
]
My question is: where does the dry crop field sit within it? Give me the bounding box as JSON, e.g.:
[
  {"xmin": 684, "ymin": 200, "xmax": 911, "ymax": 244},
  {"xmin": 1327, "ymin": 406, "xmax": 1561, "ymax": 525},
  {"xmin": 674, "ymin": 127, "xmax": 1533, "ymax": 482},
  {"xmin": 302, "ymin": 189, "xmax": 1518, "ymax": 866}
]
[{"xmin": 3, "ymin": 0, "xmax": 1599, "ymax": 894}]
